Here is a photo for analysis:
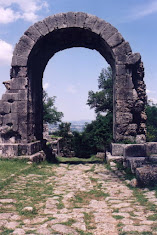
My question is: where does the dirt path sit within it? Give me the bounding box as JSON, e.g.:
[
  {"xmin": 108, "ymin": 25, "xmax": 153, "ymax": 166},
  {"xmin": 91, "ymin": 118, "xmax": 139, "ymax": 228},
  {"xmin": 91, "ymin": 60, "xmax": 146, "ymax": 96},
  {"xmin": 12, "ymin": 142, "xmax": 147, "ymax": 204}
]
[{"xmin": 0, "ymin": 163, "xmax": 157, "ymax": 234}]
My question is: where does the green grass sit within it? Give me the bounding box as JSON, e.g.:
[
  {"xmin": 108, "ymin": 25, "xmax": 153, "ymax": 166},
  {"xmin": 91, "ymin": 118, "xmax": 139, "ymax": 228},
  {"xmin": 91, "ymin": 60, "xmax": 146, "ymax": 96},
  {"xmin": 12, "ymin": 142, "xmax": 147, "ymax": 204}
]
[
  {"xmin": 61, "ymin": 218, "xmax": 76, "ymax": 226},
  {"xmin": 131, "ymin": 187, "xmax": 157, "ymax": 212},
  {"xmin": 0, "ymin": 161, "xmax": 56, "ymax": 218},
  {"xmin": 0, "ymin": 228, "xmax": 14, "ymax": 235},
  {"xmin": 57, "ymin": 196, "xmax": 65, "ymax": 209},
  {"xmin": 56, "ymin": 155, "xmax": 103, "ymax": 164},
  {"xmin": 71, "ymin": 189, "xmax": 109, "ymax": 208},
  {"xmin": 119, "ymin": 232, "xmax": 153, "ymax": 235},
  {"xmin": 0, "ymin": 159, "xmax": 27, "ymax": 178},
  {"xmin": 113, "ymin": 215, "xmax": 124, "ymax": 220},
  {"xmin": 147, "ymin": 213, "xmax": 157, "ymax": 221},
  {"xmin": 83, "ymin": 212, "xmax": 96, "ymax": 230}
]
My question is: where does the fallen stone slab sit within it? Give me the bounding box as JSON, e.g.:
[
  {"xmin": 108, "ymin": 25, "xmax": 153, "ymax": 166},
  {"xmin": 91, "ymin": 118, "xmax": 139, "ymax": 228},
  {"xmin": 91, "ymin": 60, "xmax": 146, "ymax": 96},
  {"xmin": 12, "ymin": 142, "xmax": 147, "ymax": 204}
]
[
  {"xmin": 136, "ymin": 165, "xmax": 157, "ymax": 187},
  {"xmin": 124, "ymin": 144, "xmax": 146, "ymax": 158},
  {"xmin": 123, "ymin": 157, "xmax": 147, "ymax": 173}
]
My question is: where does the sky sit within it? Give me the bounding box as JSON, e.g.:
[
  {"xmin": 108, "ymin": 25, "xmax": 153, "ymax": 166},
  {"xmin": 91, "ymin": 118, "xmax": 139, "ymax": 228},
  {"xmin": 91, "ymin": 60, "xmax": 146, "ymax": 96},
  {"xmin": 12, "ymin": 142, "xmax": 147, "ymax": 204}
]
[{"xmin": 0, "ymin": 0, "xmax": 157, "ymax": 121}]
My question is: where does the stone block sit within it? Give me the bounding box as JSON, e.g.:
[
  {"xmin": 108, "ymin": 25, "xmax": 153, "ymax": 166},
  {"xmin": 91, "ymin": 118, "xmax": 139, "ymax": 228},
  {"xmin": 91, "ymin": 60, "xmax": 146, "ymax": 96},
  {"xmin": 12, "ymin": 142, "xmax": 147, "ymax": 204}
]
[
  {"xmin": 125, "ymin": 124, "xmax": 137, "ymax": 136},
  {"xmin": 111, "ymin": 143, "xmax": 125, "ymax": 156},
  {"xmin": 34, "ymin": 21, "xmax": 49, "ymax": 36},
  {"xmin": 18, "ymin": 144, "xmax": 28, "ymax": 155},
  {"xmin": 124, "ymin": 144, "xmax": 146, "ymax": 158},
  {"xmin": 27, "ymin": 141, "xmax": 42, "ymax": 155},
  {"xmin": 10, "ymin": 77, "xmax": 28, "ymax": 90},
  {"xmin": 101, "ymin": 23, "xmax": 118, "ymax": 41},
  {"xmin": 13, "ymin": 35, "xmax": 34, "ymax": 57},
  {"xmin": 11, "ymin": 55, "xmax": 28, "ymax": 67},
  {"xmin": 17, "ymin": 101, "xmax": 27, "ymax": 113},
  {"xmin": 66, "ymin": 12, "xmax": 76, "ymax": 27},
  {"xmin": 92, "ymin": 19, "xmax": 107, "ymax": 35},
  {"xmin": 18, "ymin": 122, "xmax": 28, "ymax": 139},
  {"xmin": 75, "ymin": 12, "xmax": 87, "ymax": 28},
  {"xmin": 2, "ymin": 93, "xmax": 18, "ymax": 102},
  {"xmin": 136, "ymin": 165, "xmax": 157, "ymax": 186},
  {"xmin": 84, "ymin": 14, "xmax": 98, "ymax": 30},
  {"xmin": 18, "ymin": 112, "xmax": 27, "ymax": 123},
  {"xmin": 55, "ymin": 13, "xmax": 67, "ymax": 29},
  {"xmin": 116, "ymin": 112, "xmax": 133, "ymax": 125},
  {"xmin": 146, "ymin": 142, "xmax": 157, "ymax": 155},
  {"xmin": 0, "ymin": 115, "xmax": 3, "ymax": 125},
  {"xmin": 0, "ymin": 102, "xmax": 11, "ymax": 114},
  {"xmin": 3, "ymin": 113, "xmax": 18, "ymax": 126},
  {"xmin": 10, "ymin": 66, "xmax": 27, "ymax": 78},
  {"xmin": 107, "ymin": 32, "xmax": 123, "ymax": 48},
  {"xmin": 124, "ymin": 157, "xmax": 147, "ymax": 173},
  {"xmin": 116, "ymin": 65, "xmax": 126, "ymax": 76},
  {"xmin": 24, "ymin": 25, "xmax": 42, "ymax": 42},
  {"xmin": 44, "ymin": 15, "xmax": 58, "ymax": 32},
  {"xmin": 115, "ymin": 88, "xmax": 133, "ymax": 100},
  {"xmin": 96, "ymin": 152, "xmax": 105, "ymax": 159},
  {"xmin": 10, "ymin": 101, "xmax": 18, "ymax": 113},
  {"xmin": 113, "ymin": 41, "xmax": 132, "ymax": 56},
  {"xmin": 149, "ymin": 156, "xmax": 157, "ymax": 163},
  {"xmin": 126, "ymin": 53, "xmax": 141, "ymax": 65},
  {"xmin": 136, "ymin": 134, "xmax": 146, "ymax": 144},
  {"xmin": 18, "ymin": 90, "xmax": 28, "ymax": 101},
  {"xmin": 0, "ymin": 144, "xmax": 19, "ymax": 157}
]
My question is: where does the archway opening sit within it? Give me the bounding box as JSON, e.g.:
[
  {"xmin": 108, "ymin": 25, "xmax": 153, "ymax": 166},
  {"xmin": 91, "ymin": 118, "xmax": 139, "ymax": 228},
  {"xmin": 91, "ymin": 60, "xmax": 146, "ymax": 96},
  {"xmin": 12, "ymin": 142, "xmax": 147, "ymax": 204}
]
[
  {"xmin": 42, "ymin": 47, "xmax": 112, "ymax": 158},
  {"xmin": 27, "ymin": 27, "xmax": 116, "ymax": 142}
]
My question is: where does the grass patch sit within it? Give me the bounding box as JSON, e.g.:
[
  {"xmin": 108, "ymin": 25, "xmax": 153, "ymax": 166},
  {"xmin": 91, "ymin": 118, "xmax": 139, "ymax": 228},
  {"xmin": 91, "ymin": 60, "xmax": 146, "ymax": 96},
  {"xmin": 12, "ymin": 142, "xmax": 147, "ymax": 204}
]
[
  {"xmin": 56, "ymin": 155, "xmax": 103, "ymax": 164},
  {"xmin": 89, "ymin": 177, "xmax": 98, "ymax": 183},
  {"xmin": 71, "ymin": 189, "xmax": 109, "ymax": 207},
  {"xmin": 76, "ymin": 230, "xmax": 92, "ymax": 235},
  {"xmin": 0, "ymin": 159, "xmax": 28, "ymax": 190},
  {"xmin": 57, "ymin": 196, "xmax": 65, "ymax": 209},
  {"xmin": 113, "ymin": 215, "xmax": 124, "ymax": 220},
  {"xmin": 83, "ymin": 212, "xmax": 96, "ymax": 230},
  {"xmin": 131, "ymin": 187, "xmax": 157, "ymax": 212},
  {"xmin": 0, "ymin": 228, "xmax": 14, "ymax": 234},
  {"xmin": 0, "ymin": 161, "xmax": 56, "ymax": 219},
  {"xmin": 61, "ymin": 218, "xmax": 76, "ymax": 226},
  {"xmin": 147, "ymin": 213, "xmax": 157, "ymax": 221},
  {"xmin": 119, "ymin": 232, "xmax": 153, "ymax": 235}
]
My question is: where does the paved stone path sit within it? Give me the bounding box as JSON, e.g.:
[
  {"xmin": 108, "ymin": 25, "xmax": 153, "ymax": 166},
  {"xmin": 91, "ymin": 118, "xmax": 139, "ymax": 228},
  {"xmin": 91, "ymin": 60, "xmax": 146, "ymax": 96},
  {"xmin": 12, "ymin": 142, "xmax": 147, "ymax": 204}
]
[{"xmin": 0, "ymin": 163, "xmax": 157, "ymax": 234}]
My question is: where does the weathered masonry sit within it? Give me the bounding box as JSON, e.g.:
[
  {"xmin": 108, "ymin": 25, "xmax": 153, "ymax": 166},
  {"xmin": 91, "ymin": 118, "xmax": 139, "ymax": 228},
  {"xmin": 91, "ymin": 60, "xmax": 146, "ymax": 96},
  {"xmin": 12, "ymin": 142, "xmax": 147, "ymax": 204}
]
[{"xmin": 0, "ymin": 12, "xmax": 147, "ymax": 159}]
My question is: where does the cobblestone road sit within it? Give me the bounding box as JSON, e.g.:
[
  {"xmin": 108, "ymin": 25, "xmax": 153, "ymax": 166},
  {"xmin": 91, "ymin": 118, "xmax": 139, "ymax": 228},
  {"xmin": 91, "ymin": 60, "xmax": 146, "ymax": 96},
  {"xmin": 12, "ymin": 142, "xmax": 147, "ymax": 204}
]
[{"xmin": 0, "ymin": 163, "xmax": 157, "ymax": 234}]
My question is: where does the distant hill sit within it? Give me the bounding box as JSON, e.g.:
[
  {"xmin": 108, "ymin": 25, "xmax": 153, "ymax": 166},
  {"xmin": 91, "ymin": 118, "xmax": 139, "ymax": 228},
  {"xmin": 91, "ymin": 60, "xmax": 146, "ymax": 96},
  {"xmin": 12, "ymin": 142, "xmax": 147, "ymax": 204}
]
[{"xmin": 49, "ymin": 120, "xmax": 92, "ymax": 133}]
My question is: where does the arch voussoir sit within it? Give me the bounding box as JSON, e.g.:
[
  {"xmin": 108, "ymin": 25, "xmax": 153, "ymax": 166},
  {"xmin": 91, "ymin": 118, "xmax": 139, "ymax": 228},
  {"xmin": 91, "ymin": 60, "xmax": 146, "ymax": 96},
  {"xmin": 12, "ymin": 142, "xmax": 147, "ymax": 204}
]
[
  {"xmin": 84, "ymin": 14, "xmax": 98, "ymax": 30},
  {"xmin": 34, "ymin": 21, "xmax": 49, "ymax": 36},
  {"xmin": 24, "ymin": 25, "xmax": 43, "ymax": 42},
  {"xmin": 75, "ymin": 12, "xmax": 87, "ymax": 28}
]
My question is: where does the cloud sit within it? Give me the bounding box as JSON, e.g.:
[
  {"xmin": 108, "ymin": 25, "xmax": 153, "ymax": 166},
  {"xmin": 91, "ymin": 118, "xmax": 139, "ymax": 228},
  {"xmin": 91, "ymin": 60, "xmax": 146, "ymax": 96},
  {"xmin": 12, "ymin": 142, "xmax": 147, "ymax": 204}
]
[
  {"xmin": 130, "ymin": 0, "xmax": 157, "ymax": 20},
  {"xmin": 0, "ymin": 40, "xmax": 13, "ymax": 65},
  {"xmin": 0, "ymin": 0, "xmax": 48, "ymax": 24},
  {"xmin": 146, "ymin": 89, "xmax": 156, "ymax": 94},
  {"xmin": 43, "ymin": 82, "xmax": 49, "ymax": 90},
  {"xmin": 148, "ymin": 97, "xmax": 157, "ymax": 104},
  {"xmin": 66, "ymin": 85, "xmax": 77, "ymax": 94}
]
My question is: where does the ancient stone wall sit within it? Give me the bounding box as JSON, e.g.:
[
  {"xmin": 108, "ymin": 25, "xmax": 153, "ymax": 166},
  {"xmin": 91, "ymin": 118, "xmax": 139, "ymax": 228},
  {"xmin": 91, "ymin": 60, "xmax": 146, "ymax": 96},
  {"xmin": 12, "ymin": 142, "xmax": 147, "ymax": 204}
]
[{"xmin": 0, "ymin": 12, "xmax": 147, "ymax": 157}]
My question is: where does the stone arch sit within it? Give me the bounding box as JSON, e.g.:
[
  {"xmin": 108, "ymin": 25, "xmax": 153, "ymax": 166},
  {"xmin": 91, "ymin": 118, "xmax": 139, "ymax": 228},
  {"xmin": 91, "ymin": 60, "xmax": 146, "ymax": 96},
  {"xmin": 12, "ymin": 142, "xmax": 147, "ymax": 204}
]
[{"xmin": 0, "ymin": 12, "xmax": 147, "ymax": 158}]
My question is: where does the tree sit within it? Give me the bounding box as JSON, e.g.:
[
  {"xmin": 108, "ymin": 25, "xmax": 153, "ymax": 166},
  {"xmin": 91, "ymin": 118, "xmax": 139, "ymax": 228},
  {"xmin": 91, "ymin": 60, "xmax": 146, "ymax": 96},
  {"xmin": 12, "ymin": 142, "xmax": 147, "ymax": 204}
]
[
  {"xmin": 146, "ymin": 102, "xmax": 157, "ymax": 142},
  {"xmin": 43, "ymin": 90, "xmax": 63, "ymax": 124},
  {"xmin": 87, "ymin": 67, "xmax": 113, "ymax": 114},
  {"xmin": 72, "ymin": 113, "xmax": 113, "ymax": 158}
]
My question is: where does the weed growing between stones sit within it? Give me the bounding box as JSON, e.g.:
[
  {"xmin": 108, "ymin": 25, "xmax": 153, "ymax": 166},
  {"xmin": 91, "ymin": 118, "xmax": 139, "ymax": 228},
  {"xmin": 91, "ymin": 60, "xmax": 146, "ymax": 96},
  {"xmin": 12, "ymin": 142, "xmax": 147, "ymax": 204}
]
[
  {"xmin": 83, "ymin": 212, "xmax": 96, "ymax": 230},
  {"xmin": 57, "ymin": 196, "xmax": 65, "ymax": 209},
  {"xmin": 61, "ymin": 218, "xmax": 76, "ymax": 226},
  {"xmin": 113, "ymin": 215, "xmax": 124, "ymax": 220},
  {"xmin": 0, "ymin": 228, "xmax": 14, "ymax": 234}
]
